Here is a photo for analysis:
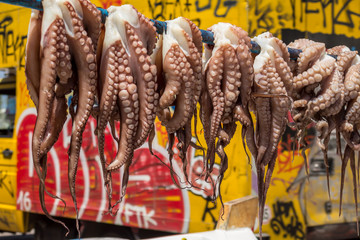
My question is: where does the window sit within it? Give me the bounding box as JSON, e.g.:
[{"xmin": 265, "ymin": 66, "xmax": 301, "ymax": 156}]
[{"xmin": 0, "ymin": 68, "xmax": 16, "ymax": 138}]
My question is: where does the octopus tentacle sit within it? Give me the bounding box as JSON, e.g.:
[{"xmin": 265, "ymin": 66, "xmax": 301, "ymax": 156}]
[
  {"xmin": 159, "ymin": 44, "xmax": 182, "ymax": 108},
  {"xmin": 55, "ymin": 27, "xmax": 72, "ymax": 84},
  {"xmin": 77, "ymin": 0, "xmax": 101, "ymax": 49},
  {"xmin": 262, "ymin": 65, "xmax": 289, "ymax": 166},
  {"xmin": 339, "ymin": 135, "xmax": 360, "ymax": 237},
  {"xmin": 292, "ymin": 56, "xmax": 336, "ymax": 91},
  {"xmin": 321, "ymin": 90, "xmax": 345, "ymax": 117},
  {"xmin": 184, "ymin": 19, "xmax": 202, "ymax": 108},
  {"xmin": 199, "ymin": 86, "xmax": 212, "ymax": 153},
  {"xmin": 108, "ymin": 82, "xmax": 139, "ymax": 171},
  {"xmin": 25, "ymin": 10, "xmax": 42, "ymax": 110},
  {"xmin": 176, "ymin": 122, "xmax": 192, "ymax": 182},
  {"xmin": 97, "ymin": 43, "xmax": 121, "ymax": 201},
  {"xmin": 39, "ymin": 97, "xmax": 68, "ymax": 157},
  {"xmin": 28, "ymin": 10, "xmax": 71, "ymax": 229},
  {"xmin": 233, "ymin": 105, "xmax": 251, "ymax": 126},
  {"xmin": 305, "ymin": 68, "xmax": 342, "ymax": 118},
  {"xmin": 335, "ymin": 51, "xmax": 357, "ymax": 75},
  {"xmin": 32, "ymin": 18, "xmax": 63, "ymax": 191},
  {"xmin": 222, "ymin": 46, "xmax": 241, "ymax": 124},
  {"xmin": 204, "ymin": 46, "xmax": 225, "ymax": 172},
  {"xmin": 344, "ymin": 63, "xmax": 360, "ymax": 102},
  {"xmin": 62, "ymin": 1, "xmax": 98, "ymax": 223},
  {"xmin": 316, "ymin": 118, "xmax": 337, "ymax": 197},
  {"xmin": 253, "ymin": 60, "xmax": 271, "ymax": 164},
  {"xmin": 273, "ymin": 51, "xmax": 293, "ymax": 95},
  {"xmin": 233, "ymin": 27, "xmax": 255, "ymax": 160},
  {"xmin": 288, "ymin": 39, "xmax": 325, "ymax": 73}
]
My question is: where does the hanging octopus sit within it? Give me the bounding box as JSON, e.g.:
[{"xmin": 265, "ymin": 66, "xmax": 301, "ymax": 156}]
[
  {"xmin": 25, "ymin": 0, "xmax": 101, "ymax": 233},
  {"xmin": 287, "ymin": 39, "xmax": 338, "ymax": 177},
  {"xmin": 200, "ymin": 22, "xmax": 254, "ymax": 201},
  {"xmin": 24, "ymin": 2, "xmax": 360, "ymax": 238},
  {"xmin": 251, "ymin": 32, "xmax": 292, "ymax": 236},
  {"xmin": 154, "ymin": 17, "xmax": 203, "ymax": 183},
  {"xmin": 96, "ymin": 5, "xmax": 158, "ymax": 207}
]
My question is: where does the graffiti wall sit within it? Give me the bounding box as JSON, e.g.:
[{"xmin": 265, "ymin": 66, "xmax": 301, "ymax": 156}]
[
  {"xmin": 250, "ymin": 125, "xmax": 314, "ymax": 240},
  {"xmin": 0, "ymin": 0, "xmax": 359, "ymax": 238},
  {"xmin": 16, "ymin": 108, "xmax": 252, "ymax": 233}
]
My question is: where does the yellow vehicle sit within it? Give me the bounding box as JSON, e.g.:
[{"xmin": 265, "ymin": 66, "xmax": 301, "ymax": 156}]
[{"xmin": 0, "ymin": 0, "xmax": 359, "ymax": 239}]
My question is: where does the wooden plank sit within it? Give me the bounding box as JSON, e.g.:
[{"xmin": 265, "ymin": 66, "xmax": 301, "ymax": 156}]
[{"xmin": 216, "ymin": 195, "xmax": 258, "ymax": 230}]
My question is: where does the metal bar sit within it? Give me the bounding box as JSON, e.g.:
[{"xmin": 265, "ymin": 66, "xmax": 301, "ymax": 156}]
[{"xmin": 0, "ymin": 0, "xmax": 305, "ymax": 58}]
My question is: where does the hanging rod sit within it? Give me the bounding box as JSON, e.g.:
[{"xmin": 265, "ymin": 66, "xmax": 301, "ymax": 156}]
[{"xmin": 0, "ymin": 0, "xmax": 305, "ymax": 59}]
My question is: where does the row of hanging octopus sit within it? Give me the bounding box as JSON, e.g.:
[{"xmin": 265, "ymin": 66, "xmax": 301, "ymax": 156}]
[{"xmin": 25, "ymin": 0, "xmax": 360, "ymax": 237}]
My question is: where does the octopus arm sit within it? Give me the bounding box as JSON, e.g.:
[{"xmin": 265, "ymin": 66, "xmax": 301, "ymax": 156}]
[
  {"xmin": 96, "ymin": 43, "xmax": 122, "ymax": 191},
  {"xmin": 252, "ymin": 59, "xmax": 271, "ymax": 164},
  {"xmin": 107, "ymin": 83, "xmax": 139, "ymax": 171},
  {"xmin": 161, "ymin": 17, "xmax": 200, "ymax": 133},
  {"xmin": 162, "ymin": 46, "xmax": 195, "ymax": 133},
  {"xmin": 204, "ymin": 46, "xmax": 225, "ymax": 171},
  {"xmin": 288, "ymin": 39, "xmax": 325, "ymax": 73},
  {"xmin": 262, "ymin": 68, "xmax": 289, "ymax": 166},
  {"xmin": 293, "ymin": 55, "xmax": 335, "ymax": 91},
  {"xmin": 40, "ymin": 96, "xmax": 68, "ymax": 156},
  {"xmin": 199, "ymin": 87, "xmax": 212, "ymax": 147},
  {"xmin": 159, "ymin": 44, "xmax": 182, "ymax": 108},
  {"xmin": 254, "ymin": 95, "xmax": 271, "ymax": 164},
  {"xmin": 176, "ymin": 121, "xmax": 192, "ymax": 181},
  {"xmin": 340, "ymin": 141, "xmax": 360, "ymax": 233},
  {"xmin": 30, "ymin": 17, "xmax": 70, "ymax": 226},
  {"xmin": 32, "ymin": 18, "xmax": 63, "ymax": 185},
  {"xmin": 236, "ymin": 41, "xmax": 253, "ymax": 108},
  {"xmin": 321, "ymin": 90, "xmax": 345, "ymax": 117},
  {"xmin": 63, "ymin": 1, "xmax": 97, "ymax": 218},
  {"xmin": 185, "ymin": 19, "xmax": 203, "ymax": 105},
  {"xmin": 134, "ymin": 8, "xmax": 157, "ymax": 55},
  {"xmin": 273, "ymin": 51, "xmax": 293, "ymax": 95},
  {"xmin": 336, "ymin": 50, "xmax": 357, "ymax": 75},
  {"xmin": 233, "ymin": 105, "xmax": 251, "ymax": 126},
  {"xmin": 124, "ymin": 21, "xmax": 158, "ymax": 148},
  {"xmin": 297, "ymin": 42, "xmax": 325, "ymax": 73},
  {"xmin": 222, "ymin": 45, "xmax": 241, "ymax": 124},
  {"xmin": 344, "ymin": 63, "xmax": 360, "ymax": 101},
  {"xmin": 341, "ymin": 96, "xmax": 360, "ymax": 149},
  {"xmin": 78, "ymin": 0, "xmax": 101, "ymax": 49},
  {"xmin": 306, "ymin": 68, "xmax": 342, "ymax": 117},
  {"xmin": 25, "ymin": 10, "xmax": 42, "ymax": 110}
]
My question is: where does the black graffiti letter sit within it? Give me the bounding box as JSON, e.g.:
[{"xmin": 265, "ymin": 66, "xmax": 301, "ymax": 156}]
[{"xmin": 214, "ymin": 0, "xmax": 238, "ymax": 18}]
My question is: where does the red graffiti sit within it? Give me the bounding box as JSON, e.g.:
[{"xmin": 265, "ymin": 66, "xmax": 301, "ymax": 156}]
[
  {"xmin": 16, "ymin": 109, "xmax": 186, "ymax": 232},
  {"xmin": 97, "ymin": 0, "xmax": 122, "ymax": 9}
]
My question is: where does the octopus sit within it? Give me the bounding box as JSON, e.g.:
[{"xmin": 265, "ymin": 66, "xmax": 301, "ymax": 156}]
[
  {"xmin": 200, "ymin": 22, "xmax": 254, "ymax": 199},
  {"xmin": 251, "ymin": 32, "xmax": 292, "ymax": 236},
  {"xmin": 287, "ymin": 40, "xmax": 360, "ymax": 231},
  {"xmin": 96, "ymin": 5, "xmax": 158, "ymax": 207},
  {"xmin": 153, "ymin": 17, "xmax": 203, "ymax": 184},
  {"xmin": 25, "ymin": 0, "xmax": 101, "ymax": 234},
  {"xmin": 23, "ymin": 2, "xmax": 360, "ymax": 237},
  {"xmin": 288, "ymin": 39, "xmax": 339, "ymax": 178}
]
